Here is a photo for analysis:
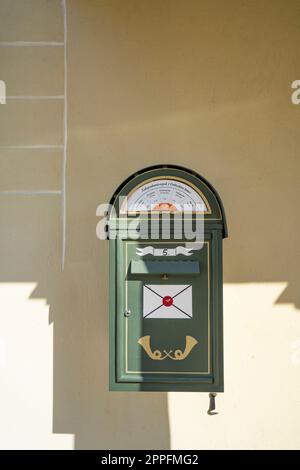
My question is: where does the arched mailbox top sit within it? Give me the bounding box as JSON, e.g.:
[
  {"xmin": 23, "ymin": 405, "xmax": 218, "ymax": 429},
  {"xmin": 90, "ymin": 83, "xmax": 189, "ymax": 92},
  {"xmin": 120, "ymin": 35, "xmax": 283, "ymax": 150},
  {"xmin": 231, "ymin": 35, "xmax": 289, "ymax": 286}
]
[{"xmin": 109, "ymin": 164, "xmax": 227, "ymax": 237}]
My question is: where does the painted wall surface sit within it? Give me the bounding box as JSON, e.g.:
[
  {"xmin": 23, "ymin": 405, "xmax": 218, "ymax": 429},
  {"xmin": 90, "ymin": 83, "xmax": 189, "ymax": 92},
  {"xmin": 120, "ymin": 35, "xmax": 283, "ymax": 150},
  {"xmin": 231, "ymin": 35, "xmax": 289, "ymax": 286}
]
[{"xmin": 0, "ymin": 0, "xmax": 300, "ymax": 449}]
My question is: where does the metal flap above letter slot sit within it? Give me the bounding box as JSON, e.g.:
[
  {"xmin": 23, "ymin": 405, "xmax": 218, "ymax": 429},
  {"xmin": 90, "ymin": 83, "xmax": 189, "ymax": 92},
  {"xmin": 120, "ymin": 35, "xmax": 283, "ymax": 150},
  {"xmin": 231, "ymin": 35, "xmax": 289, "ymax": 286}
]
[{"xmin": 130, "ymin": 260, "xmax": 200, "ymax": 275}]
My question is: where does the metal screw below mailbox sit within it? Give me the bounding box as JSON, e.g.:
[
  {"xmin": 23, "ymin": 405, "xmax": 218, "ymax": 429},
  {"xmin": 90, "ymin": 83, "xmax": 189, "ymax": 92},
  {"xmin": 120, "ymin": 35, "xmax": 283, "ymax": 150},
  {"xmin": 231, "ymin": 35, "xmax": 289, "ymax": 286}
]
[
  {"xmin": 161, "ymin": 274, "xmax": 169, "ymax": 280},
  {"xmin": 207, "ymin": 393, "xmax": 218, "ymax": 415},
  {"xmin": 124, "ymin": 310, "xmax": 131, "ymax": 317}
]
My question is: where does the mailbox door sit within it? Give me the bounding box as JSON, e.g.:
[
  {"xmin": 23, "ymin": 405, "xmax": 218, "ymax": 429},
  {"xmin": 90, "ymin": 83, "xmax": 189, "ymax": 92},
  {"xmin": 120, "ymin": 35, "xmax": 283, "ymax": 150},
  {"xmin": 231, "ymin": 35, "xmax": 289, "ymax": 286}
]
[{"xmin": 111, "ymin": 233, "xmax": 223, "ymax": 391}]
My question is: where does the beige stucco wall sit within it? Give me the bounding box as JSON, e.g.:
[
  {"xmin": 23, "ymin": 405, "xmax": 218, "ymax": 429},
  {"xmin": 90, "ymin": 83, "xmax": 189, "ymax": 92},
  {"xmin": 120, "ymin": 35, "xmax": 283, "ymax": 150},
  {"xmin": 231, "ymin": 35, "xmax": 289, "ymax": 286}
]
[{"xmin": 0, "ymin": 0, "xmax": 300, "ymax": 449}]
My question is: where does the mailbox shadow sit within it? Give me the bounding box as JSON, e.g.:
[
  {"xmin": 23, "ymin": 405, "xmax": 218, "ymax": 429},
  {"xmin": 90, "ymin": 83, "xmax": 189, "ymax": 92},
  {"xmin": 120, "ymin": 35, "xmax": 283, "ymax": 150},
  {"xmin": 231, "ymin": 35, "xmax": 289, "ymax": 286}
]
[{"xmin": 0, "ymin": 199, "xmax": 170, "ymax": 450}]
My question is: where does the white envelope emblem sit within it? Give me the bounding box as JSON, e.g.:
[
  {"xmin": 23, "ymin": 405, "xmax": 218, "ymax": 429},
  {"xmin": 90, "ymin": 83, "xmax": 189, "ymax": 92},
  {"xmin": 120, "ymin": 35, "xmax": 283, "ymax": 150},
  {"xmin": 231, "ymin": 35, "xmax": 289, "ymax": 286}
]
[{"xmin": 143, "ymin": 284, "xmax": 192, "ymax": 319}]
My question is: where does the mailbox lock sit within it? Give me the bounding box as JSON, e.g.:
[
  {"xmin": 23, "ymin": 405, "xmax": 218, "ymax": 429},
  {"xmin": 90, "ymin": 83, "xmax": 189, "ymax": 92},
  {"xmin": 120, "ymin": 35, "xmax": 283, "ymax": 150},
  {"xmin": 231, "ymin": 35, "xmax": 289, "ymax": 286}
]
[
  {"xmin": 124, "ymin": 309, "xmax": 131, "ymax": 318},
  {"xmin": 161, "ymin": 274, "xmax": 169, "ymax": 281}
]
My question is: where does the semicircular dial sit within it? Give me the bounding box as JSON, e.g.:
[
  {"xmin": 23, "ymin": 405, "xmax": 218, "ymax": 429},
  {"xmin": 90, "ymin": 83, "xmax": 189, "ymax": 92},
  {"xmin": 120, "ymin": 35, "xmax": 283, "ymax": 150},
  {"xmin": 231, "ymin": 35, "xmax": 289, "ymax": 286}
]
[{"xmin": 121, "ymin": 178, "xmax": 210, "ymax": 214}]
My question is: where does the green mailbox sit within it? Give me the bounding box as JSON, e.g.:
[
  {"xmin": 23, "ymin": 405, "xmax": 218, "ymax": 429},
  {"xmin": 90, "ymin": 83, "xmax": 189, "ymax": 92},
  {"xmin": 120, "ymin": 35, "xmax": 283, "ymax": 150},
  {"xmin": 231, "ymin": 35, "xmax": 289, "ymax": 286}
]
[{"xmin": 108, "ymin": 165, "xmax": 227, "ymax": 392}]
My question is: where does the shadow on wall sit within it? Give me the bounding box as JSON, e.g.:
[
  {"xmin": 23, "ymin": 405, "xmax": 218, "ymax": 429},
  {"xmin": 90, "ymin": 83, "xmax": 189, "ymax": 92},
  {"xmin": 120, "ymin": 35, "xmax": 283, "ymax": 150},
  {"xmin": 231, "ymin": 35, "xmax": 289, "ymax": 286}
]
[
  {"xmin": 0, "ymin": 198, "xmax": 170, "ymax": 449},
  {"xmin": 50, "ymin": 243, "xmax": 170, "ymax": 449}
]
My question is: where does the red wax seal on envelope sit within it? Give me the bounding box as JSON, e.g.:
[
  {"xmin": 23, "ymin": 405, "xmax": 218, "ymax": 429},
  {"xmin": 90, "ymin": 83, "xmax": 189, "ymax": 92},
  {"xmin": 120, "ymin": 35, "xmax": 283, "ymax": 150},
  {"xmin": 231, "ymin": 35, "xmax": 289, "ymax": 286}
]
[{"xmin": 162, "ymin": 295, "xmax": 173, "ymax": 307}]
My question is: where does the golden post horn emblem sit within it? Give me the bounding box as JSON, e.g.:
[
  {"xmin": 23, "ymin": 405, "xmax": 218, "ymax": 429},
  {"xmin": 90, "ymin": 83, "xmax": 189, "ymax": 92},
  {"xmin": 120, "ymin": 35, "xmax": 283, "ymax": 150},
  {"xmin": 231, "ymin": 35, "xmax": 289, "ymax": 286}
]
[{"xmin": 138, "ymin": 335, "xmax": 198, "ymax": 361}]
